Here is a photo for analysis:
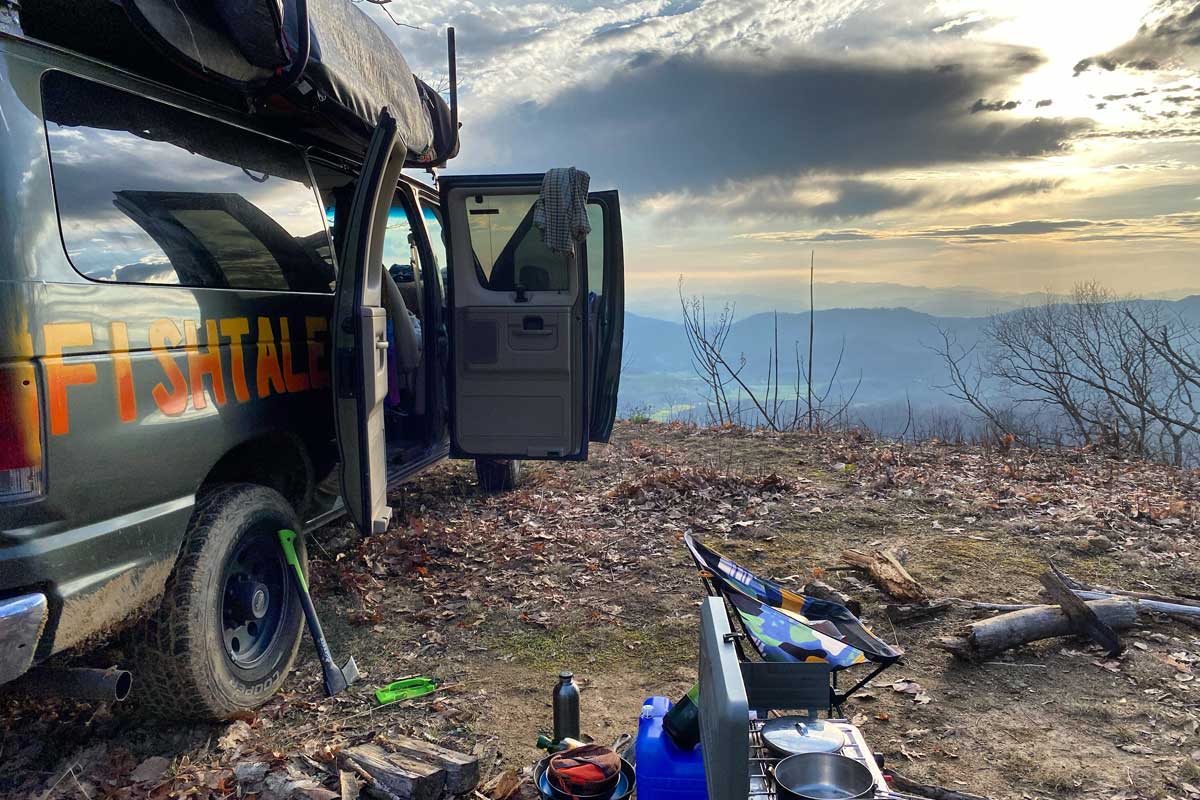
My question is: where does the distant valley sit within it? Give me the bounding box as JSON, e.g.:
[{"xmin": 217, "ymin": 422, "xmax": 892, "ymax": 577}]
[{"xmin": 617, "ymin": 295, "xmax": 1200, "ymax": 434}]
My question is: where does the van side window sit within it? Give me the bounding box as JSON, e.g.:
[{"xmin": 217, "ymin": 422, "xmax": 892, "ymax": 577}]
[
  {"xmin": 41, "ymin": 71, "xmax": 334, "ymax": 292},
  {"xmin": 419, "ymin": 201, "xmax": 448, "ymax": 300}
]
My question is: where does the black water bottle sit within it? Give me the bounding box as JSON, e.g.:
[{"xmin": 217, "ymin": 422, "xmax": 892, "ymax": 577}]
[{"xmin": 553, "ymin": 671, "xmax": 580, "ymax": 743}]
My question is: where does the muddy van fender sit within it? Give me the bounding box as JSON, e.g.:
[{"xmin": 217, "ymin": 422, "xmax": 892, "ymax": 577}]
[
  {"xmin": 0, "ymin": 593, "xmax": 48, "ymax": 684},
  {"xmin": 0, "ymin": 495, "xmax": 195, "ymax": 660}
]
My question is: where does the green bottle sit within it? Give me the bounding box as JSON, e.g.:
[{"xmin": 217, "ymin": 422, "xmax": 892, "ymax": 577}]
[{"xmin": 662, "ymin": 682, "xmax": 701, "ymax": 750}]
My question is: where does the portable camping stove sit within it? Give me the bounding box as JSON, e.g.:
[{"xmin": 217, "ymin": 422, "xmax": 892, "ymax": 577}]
[
  {"xmin": 748, "ymin": 716, "xmax": 891, "ymax": 800},
  {"xmin": 700, "ymin": 598, "xmax": 925, "ymax": 800}
]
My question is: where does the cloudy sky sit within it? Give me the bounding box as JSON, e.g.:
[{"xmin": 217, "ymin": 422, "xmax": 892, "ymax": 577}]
[{"xmin": 366, "ymin": 0, "xmax": 1200, "ymax": 316}]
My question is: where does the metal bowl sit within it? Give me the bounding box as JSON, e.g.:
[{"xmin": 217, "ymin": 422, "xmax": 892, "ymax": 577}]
[{"xmin": 773, "ymin": 752, "xmax": 876, "ymax": 800}]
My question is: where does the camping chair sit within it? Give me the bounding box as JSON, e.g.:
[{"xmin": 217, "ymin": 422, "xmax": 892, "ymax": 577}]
[{"xmin": 683, "ymin": 534, "xmax": 902, "ymax": 715}]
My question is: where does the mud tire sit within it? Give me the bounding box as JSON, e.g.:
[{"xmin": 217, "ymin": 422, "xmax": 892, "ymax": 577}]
[
  {"xmin": 132, "ymin": 483, "xmax": 305, "ymax": 720},
  {"xmin": 475, "ymin": 458, "xmax": 522, "ymax": 493}
]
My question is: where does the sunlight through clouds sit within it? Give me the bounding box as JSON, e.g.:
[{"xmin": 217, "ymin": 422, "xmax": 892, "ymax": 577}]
[{"xmin": 364, "ymin": 1, "xmax": 1200, "ymax": 315}]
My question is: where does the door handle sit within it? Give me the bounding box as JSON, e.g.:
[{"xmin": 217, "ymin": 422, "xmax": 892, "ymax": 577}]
[{"xmin": 376, "ymin": 341, "xmax": 389, "ymax": 350}]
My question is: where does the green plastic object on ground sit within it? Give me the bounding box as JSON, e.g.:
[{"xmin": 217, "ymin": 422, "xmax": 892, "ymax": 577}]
[{"xmin": 375, "ymin": 676, "xmax": 438, "ymax": 704}]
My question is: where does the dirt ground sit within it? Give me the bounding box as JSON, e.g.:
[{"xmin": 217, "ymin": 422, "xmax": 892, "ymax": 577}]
[{"xmin": 2, "ymin": 421, "xmax": 1199, "ymax": 800}]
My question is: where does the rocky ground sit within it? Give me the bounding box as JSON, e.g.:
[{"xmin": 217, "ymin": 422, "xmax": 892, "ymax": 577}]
[{"xmin": 2, "ymin": 421, "xmax": 1199, "ymax": 800}]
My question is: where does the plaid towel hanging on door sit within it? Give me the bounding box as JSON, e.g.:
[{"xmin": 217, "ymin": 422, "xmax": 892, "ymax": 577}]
[{"xmin": 534, "ymin": 167, "xmax": 591, "ymax": 256}]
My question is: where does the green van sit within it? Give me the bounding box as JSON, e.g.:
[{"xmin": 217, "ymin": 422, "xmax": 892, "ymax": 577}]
[{"xmin": 0, "ymin": 4, "xmax": 623, "ymax": 718}]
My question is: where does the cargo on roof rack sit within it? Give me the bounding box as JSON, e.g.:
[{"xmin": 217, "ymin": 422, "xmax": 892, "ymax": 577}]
[{"xmin": 15, "ymin": 0, "xmax": 459, "ymax": 167}]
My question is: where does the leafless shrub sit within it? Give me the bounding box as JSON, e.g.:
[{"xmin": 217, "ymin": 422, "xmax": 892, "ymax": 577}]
[{"xmin": 678, "ymin": 267, "xmax": 860, "ymax": 432}]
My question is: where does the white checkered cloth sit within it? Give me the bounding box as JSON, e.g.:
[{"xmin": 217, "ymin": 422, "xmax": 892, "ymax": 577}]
[{"xmin": 533, "ymin": 167, "xmax": 591, "ymax": 256}]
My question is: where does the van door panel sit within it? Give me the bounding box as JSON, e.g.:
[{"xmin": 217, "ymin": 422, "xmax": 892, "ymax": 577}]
[
  {"xmin": 442, "ymin": 177, "xmax": 585, "ymax": 458},
  {"xmin": 331, "ymin": 111, "xmax": 404, "ymax": 534},
  {"xmin": 441, "ymin": 175, "xmax": 623, "ymax": 460}
]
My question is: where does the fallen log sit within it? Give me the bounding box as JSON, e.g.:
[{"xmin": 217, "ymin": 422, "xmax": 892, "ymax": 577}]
[
  {"xmin": 803, "ymin": 578, "xmax": 862, "ymax": 615},
  {"xmin": 932, "ymin": 598, "xmax": 1138, "ymax": 662},
  {"xmin": 340, "ymin": 744, "xmax": 446, "ymax": 800},
  {"xmin": 839, "ymin": 548, "xmax": 928, "ymax": 604},
  {"xmin": 884, "ymin": 768, "xmax": 992, "ymax": 800}
]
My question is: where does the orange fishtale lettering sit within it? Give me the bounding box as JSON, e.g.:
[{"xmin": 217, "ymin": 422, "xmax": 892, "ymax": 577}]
[
  {"xmin": 43, "ymin": 322, "xmax": 97, "ymax": 435},
  {"xmin": 149, "ymin": 319, "xmax": 187, "ymax": 416}
]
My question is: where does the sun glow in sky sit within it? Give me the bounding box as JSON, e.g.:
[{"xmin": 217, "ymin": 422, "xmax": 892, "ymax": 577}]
[{"xmin": 373, "ymin": 1, "xmax": 1200, "ymax": 317}]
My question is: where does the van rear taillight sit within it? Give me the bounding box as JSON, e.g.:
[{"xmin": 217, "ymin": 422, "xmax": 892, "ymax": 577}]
[{"xmin": 0, "ymin": 362, "xmax": 44, "ymax": 503}]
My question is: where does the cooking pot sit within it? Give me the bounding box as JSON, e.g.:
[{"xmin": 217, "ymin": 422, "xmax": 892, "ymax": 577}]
[
  {"xmin": 760, "ymin": 717, "xmax": 847, "ymax": 758},
  {"xmin": 772, "ymin": 752, "xmax": 876, "ymax": 800},
  {"xmin": 533, "ymin": 754, "xmax": 635, "ymax": 800}
]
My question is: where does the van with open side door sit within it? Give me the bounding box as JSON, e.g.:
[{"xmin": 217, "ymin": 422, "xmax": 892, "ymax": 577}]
[{"xmin": 0, "ymin": 1, "xmax": 623, "ymax": 719}]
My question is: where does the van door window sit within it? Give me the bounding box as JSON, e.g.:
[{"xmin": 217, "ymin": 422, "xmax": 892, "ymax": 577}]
[
  {"xmin": 464, "ymin": 194, "xmax": 571, "ymax": 293},
  {"xmin": 41, "ymin": 71, "xmax": 333, "ymax": 293},
  {"xmin": 585, "ymin": 203, "xmax": 605, "ymax": 298}
]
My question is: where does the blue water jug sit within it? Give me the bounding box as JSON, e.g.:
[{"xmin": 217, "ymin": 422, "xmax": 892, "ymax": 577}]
[{"xmin": 635, "ymin": 696, "xmax": 708, "ymax": 800}]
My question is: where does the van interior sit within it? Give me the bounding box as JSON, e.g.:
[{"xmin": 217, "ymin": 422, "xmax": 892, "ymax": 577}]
[{"xmin": 310, "ymin": 162, "xmax": 446, "ymax": 472}]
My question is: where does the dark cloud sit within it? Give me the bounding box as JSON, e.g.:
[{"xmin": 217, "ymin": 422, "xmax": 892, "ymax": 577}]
[
  {"xmin": 806, "ymin": 180, "xmax": 923, "ymax": 220},
  {"xmin": 653, "ymin": 178, "xmax": 926, "ymax": 224},
  {"xmin": 971, "ymin": 98, "xmax": 1020, "ymax": 113},
  {"xmin": 811, "ymin": 230, "xmax": 876, "ymax": 241},
  {"xmin": 665, "ymin": 175, "xmax": 1066, "ymax": 225},
  {"xmin": 1074, "ymin": 1, "xmax": 1200, "ymax": 75},
  {"xmin": 474, "ymin": 50, "xmax": 1092, "ymax": 195},
  {"xmin": 947, "ymin": 178, "xmax": 1064, "ymax": 206},
  {"xmin": 1035, "ymin": 99, "xmax": 1054, "ymax": 107},
  {"xmin": 918, "ymin": 219, "xmax": 1102, "ymax": 237}
]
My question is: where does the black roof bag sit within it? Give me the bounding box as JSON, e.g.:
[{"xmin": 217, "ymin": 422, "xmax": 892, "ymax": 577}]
[{"xmin": 20, "ymin": 0, "xmax": 458, "ymax": 165}]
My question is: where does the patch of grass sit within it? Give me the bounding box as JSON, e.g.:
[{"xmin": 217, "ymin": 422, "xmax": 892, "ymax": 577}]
[
  {"xmin": 486, "ymin": 620, "xmax": 697, "ymax": 674},
  {"xmin": 919, "ymin": 536, "xmax": 1047, "ymax": 588},
  {"xmin": 1002, "ymin": 750, "xmax": 1086, "ymax": 795},
  {"xmin": 1057, "ymin": 698, "xmax": 1119, "ymax": 724}
]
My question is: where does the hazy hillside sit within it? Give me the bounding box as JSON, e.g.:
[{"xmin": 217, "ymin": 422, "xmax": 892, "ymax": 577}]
[
  {"xmin": 625, "ymin": 282, "xmax": 1200, "ymax": 321},
  {"xmin": 619, "ymin": 296, "xmax": 1200, "ymax": 428}
]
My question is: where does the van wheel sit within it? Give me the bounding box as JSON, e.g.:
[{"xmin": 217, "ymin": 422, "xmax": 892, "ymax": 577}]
[
  {"xmin": 475, "ymin": 458, "xmax": 521, "ymax": 493},
  {"xmin": 133, "ymin": 484, "xmax": 305, "ymax": 720}
]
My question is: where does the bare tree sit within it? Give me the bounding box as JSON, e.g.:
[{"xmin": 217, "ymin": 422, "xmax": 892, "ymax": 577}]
[
  {"xmin": 935, "ymin": 284, "xmax": 1200, "ymax": 465},
  {"xmin": 679, "ymin": 279, "xmax": 741, "ymax": 426}
]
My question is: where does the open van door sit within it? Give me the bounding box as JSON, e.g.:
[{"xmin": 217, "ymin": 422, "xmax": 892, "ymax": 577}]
[
  {"xmin": 441, "ymin": 175, "xmax": 624, "ymax": 459},
  {"xmin": 332, "ymin": 110, "xmax": 405, "ymax": 534}
]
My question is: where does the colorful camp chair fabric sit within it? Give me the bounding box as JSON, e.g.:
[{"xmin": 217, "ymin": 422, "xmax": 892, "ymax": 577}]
[{"xmin": 683, "ymin": 534, "xmax": 902, "ymax": 668}]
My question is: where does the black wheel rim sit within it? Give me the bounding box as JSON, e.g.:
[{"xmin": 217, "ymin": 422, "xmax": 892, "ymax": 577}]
[{"xmin": 221, "ymin": 525, "xmax": 290, "ymax": 670}]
